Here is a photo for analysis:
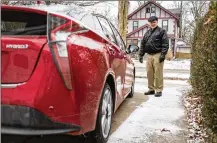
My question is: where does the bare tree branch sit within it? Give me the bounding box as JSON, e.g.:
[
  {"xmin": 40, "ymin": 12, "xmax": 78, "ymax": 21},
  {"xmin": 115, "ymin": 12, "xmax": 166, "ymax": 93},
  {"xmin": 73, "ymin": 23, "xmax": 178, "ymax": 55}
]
[
  {"xmin": 137, "ymin": 1, "xmax": 144, "ymax": 7},
  {"xmin": 71, "ymin": 1, "xmax": 102, "ymax": 7}
]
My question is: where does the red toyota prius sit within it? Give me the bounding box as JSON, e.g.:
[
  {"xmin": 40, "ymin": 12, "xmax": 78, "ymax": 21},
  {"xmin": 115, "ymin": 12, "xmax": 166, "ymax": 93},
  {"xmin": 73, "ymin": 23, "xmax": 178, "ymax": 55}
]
[{"xmin": 1, "ymin": 5, "xmax": 139, "ymax": 143}]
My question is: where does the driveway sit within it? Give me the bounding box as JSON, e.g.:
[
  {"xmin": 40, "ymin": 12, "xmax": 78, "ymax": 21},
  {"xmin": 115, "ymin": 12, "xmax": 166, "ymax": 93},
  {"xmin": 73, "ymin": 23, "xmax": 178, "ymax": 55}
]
[{"xmin": 2, "ymin": 78, "xmax": 189, "ymax": 143}]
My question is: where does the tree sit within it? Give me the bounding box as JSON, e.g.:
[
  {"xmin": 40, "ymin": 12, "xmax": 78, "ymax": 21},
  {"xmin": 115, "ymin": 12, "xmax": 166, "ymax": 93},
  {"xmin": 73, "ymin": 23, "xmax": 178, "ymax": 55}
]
[
  {"xmin": 2, "ymin": 0, "xmax": 9, "ymax": 5},
  {"xmin": 45, "ymin": 1, "xmax": 51, "ymax": 5},
  {"xmin": 2, "ymin": 1, "xmax": 102, "ymax": 6},
  {"xmin": 118, "ymin": 0, "xmax": 129, "ymax": 43},
  {"xmin": 172, "ymin": 1, "xmax": 209, "ymax": 44},
  {"xmin": 179, "ymin": 1, "xmax": 183, "ymax": 38},
  {"xmin": 190, "ymin": 1, "xmax": 209, "ymax": 24},
  {"xmin": 68, "ymin": 1, "xmax": 102, "ymax": 7},
  {"xmin": 190, "ymin": 1, "xmax": 217, "ymax": 141}
]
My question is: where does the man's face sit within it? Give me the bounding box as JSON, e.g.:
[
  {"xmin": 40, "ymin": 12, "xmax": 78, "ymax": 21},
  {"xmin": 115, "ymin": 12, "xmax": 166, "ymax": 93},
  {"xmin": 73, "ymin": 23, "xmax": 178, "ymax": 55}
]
[{"xmin": 149, "ymin": 20, "xmax": 158, "ymax": 28}]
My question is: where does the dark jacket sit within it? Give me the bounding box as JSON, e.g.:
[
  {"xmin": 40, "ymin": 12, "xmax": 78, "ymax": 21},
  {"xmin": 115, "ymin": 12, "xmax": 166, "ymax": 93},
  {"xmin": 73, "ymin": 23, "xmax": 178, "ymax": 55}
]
[{"xmin": 139, "ymin": 26, "xmax": 169, "ymax": 57}]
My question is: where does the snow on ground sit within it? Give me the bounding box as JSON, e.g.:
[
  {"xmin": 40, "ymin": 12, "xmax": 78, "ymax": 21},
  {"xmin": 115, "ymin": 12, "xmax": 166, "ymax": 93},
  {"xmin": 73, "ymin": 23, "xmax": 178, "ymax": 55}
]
[
  {"xmin": 136, "ymin": 72, "xmax": 190, "ymax": 80},
  {"xmin": 135, "ymin": 78, "xmax": 190, "ymax": 87},
  {"xmin": 108, "ymin": 79, "xmax": 188, "ymax": 143},
  {"xmin": 133, "ymin": 58, "xmax": 191, "ymax": 80},
  {"xmin": 164, "ymin": 59, "xmax": 191, "ymax": 71},
  {"xmin": 133, "ymin": 59, "xmax": 191, "ymax": 71}
]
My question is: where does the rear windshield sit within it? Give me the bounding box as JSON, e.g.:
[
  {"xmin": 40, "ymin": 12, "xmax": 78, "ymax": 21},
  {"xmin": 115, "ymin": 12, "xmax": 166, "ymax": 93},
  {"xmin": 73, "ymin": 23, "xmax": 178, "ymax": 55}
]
[{"xmin": 1, "ymin": 9, "xmax": 47, "ymax": 36}]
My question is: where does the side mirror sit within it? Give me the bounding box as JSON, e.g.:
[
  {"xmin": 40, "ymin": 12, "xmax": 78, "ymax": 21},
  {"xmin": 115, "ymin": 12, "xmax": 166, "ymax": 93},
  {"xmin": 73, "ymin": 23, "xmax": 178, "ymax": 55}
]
[{"xmin": 127, "ymin": 44, "xmax": 139, "ymax": 54}]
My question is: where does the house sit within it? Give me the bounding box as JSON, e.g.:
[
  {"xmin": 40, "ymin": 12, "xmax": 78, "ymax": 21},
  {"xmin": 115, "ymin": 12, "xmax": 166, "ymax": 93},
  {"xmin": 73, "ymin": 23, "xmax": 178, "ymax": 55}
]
[
  {"xmin": 176, "ymin": 39, "xmax": 191, "ymax": 58},
  {"xmin": 127, "ymin": 0, "xmax": 181, "ymax": 57}
]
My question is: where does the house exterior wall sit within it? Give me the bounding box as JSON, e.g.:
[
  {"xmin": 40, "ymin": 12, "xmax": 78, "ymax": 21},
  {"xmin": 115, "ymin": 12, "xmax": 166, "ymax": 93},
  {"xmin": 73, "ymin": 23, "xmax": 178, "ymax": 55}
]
[
  {"xmin": 128, "ymin": 18, "xmax": 176, "ymax": 36},
  {"xmin": 127, "ymin": 37, "xmax": 173, "ymax": 51},
  {"xmin": 127, "ymin": 1, "xmax": 179, "ymax": 57},
  {"xmin": 177, "ymin": 47, "xmax": 191, "ymax": 53}
]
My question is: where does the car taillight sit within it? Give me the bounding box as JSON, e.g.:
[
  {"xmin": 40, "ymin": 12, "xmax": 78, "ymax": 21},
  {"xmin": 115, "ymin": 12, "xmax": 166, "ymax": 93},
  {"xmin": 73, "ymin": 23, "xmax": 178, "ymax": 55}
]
[
  {"xmin": 50, "ymin": 31, "xmax": 72, "ymax": 90},
  {"xmin": 47, "ymin": 13, "xmax": 88, "ymax": 90}
]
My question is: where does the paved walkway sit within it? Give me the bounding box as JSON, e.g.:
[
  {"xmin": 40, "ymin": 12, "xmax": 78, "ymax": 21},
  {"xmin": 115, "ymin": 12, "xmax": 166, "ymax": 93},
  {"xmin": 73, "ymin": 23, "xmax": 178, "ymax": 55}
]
[{"xmin": 108, "ymin": 78, "xmax": 189, "ymax": 143}]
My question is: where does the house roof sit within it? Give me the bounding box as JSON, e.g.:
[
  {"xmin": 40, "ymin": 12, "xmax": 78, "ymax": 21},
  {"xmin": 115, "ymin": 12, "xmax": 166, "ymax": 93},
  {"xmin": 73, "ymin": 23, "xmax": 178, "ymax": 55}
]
[
  {"xmin": 127, "ymin": 24, "xmax": 149, "ymax": 38},
  {"xmin": 128, "ymin": 1, "xmax": 179, "ymax": 20},
  {"xmin": 168, "ymin": 8, "xmax": 181, "ymax": 18}
]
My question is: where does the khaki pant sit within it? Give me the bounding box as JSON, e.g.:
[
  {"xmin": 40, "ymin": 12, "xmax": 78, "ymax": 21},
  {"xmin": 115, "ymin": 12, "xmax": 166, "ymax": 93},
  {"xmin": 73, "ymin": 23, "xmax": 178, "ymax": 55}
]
[{"xmin": 146, "ymin": 53, "xmax": 164, "ymax": 92}]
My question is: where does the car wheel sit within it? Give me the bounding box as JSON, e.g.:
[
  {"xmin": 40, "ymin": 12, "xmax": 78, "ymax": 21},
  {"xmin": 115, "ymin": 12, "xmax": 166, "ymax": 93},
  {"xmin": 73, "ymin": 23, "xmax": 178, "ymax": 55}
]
[
  {"xmin": 89, "ymin": 83, "xmax": 113, "ymax": 143},
  {"xmin": 128, "ymin": 77, "xmax": 135, "ymax": 98}
]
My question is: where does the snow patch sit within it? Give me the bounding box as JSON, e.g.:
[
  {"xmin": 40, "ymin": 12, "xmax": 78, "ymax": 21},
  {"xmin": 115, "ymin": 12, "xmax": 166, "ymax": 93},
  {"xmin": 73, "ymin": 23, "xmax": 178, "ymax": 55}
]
[
  {"xmin": 133, "ymin": 59, "xmax": 191, "ymax": 71},
  {"xmin": 136, "ymin": 72, "xmax": 190, "ymax": 79},
  {"xmin": 108, "ymin": 86, "xmax": 187, "ymax": 143}
]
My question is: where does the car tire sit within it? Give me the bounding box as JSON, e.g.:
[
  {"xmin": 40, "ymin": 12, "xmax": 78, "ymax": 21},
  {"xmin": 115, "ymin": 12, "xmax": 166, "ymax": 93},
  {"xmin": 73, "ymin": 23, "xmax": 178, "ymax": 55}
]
[
  {"xmin": 128, "ymin": 75, "xmax": 135, "ymax": 98},
  {"xmin": 88, "ymin": 83, "xmax": 113, "ymax": 143},
  {"xmin": 127, "ymin": 80, "xmax": 134, "ymax": 98}
]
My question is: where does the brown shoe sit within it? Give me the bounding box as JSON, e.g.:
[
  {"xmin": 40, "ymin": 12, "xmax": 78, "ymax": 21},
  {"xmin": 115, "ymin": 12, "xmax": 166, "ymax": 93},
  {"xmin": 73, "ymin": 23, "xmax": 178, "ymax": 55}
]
[{"xmin": 144, "ymin": 90, "xmax": 155, "ymax": 95}]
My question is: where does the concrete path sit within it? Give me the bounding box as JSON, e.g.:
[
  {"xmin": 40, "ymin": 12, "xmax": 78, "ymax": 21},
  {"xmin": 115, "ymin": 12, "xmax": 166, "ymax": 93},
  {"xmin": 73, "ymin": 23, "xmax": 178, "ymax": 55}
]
[{"xmin": 108, "ymin": 78, "xmax": 189, "ymax": 143}]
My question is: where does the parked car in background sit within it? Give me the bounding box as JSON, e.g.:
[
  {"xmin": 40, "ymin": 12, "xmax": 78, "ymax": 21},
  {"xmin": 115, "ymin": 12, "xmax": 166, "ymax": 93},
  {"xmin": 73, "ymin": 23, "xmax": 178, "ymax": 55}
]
[{"xmin": 1, "ymin": 5, "xmax": 139, "ymax": 143}]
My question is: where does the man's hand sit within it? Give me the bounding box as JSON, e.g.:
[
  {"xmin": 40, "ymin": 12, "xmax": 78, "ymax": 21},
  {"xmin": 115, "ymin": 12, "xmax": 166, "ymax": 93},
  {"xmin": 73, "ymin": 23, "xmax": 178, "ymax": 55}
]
[
  {"xmin": 139, "ymin": 56, "xmax": 143, "ymax": 63},
  {"xmin": 159, "ymin": 54, "xmax": 165, "ymax": 63}
]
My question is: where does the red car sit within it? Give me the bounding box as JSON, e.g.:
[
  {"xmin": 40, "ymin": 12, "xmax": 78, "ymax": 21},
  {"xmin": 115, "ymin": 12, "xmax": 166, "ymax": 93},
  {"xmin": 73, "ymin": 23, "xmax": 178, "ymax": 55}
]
[{"xmin": 1, "ymin": 5, "xmax": 139, "ymax": 143}]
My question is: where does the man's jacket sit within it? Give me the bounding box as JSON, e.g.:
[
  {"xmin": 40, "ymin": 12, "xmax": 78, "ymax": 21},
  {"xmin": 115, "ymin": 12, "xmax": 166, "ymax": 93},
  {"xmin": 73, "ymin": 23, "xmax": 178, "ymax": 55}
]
[{"xmin": 139, "ymin": 26, "xmax": 169, "ymax": 57}]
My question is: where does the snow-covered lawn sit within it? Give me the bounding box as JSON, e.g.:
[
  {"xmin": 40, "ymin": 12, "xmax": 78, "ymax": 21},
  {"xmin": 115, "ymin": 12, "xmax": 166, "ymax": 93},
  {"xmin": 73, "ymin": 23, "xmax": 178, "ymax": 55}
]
[
  {"xmin": 133, "ymin": 59, "xmax": 191, "ymax": 71},
  {"xmin": 136, "ymin": 72, "xmax": 190, "ymax": 80},
  {"xmin": 133, "ymin": 58, "xmax": 191, "ymax": 80},
  {"xmin": 108, "ymin": 79, "xmax": 189, "ymax": 143}
]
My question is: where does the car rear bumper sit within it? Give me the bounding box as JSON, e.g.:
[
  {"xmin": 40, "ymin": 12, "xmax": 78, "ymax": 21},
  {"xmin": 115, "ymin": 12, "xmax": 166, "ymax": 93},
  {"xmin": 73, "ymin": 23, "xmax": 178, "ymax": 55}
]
[{"xmin": 1, "ymin": 105, "xmax": 81, "ymax": 135}]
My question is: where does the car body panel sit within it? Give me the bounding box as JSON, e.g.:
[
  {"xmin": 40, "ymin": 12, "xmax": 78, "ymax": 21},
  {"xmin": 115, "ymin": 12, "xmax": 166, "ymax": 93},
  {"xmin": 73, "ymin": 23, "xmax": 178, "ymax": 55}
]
[
  {"xmin": 1, "ymin": 36, "xmax": 47, "ymax": 83},
  {"xmin": 1, "ymin": 5, "xmax": 135, "ymax": 136}
]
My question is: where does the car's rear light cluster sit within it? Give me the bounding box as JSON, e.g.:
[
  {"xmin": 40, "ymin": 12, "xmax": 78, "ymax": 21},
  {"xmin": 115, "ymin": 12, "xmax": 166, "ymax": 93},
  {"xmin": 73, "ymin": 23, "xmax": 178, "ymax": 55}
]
[
  {"xmin": 47, "ymin": 13, "xmax": 88, "ymax": 90},
  {"xmin": 50, "ymin": 36, "xmax": 73, "ymax": 90}
]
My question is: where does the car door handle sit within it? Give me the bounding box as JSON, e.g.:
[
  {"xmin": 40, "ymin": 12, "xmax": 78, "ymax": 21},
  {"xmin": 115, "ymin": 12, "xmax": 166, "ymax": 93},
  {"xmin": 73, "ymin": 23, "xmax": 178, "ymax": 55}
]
[
  {"xmin": 107, "ymin": 46, "xmax": 116, "ymax": 55},
  {"xmin": 109, "ymin": 49, "xmax": 116, "ymax": 55}
]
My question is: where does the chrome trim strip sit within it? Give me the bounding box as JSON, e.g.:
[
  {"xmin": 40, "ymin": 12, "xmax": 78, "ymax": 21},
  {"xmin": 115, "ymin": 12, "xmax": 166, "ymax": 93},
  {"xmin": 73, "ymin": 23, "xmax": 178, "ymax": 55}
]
[{"xmin": 1, "ymin": 83, "xmax": 26, "ymax": 88}]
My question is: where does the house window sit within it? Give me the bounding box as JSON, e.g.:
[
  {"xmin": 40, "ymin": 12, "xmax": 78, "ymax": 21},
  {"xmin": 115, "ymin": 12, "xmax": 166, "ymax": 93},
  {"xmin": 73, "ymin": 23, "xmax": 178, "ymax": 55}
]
[
  {"xmin": 150, "ymin": 7, "xmax": 156, "ymax": 16},
  {"xmin": 162, "ymin": 20, "xmax": 168, "ymax": 31},
  {"xmin": 146, "ymin": 8, "xmax": 150, "ymax": 13},
  {"xmin": 133, "ymin": 21, "xmax": 138, "ymax": 30},
  {"xmin": 151, "ymin": 7, "xmax": 156, "ymax": 13},
  {"xmin": 133, "ymin": 39, "xmax": 138, "ymax": 46},
  {"xmin": 126, "ymin": 39, "xmax": 139, "ymax": 47}
]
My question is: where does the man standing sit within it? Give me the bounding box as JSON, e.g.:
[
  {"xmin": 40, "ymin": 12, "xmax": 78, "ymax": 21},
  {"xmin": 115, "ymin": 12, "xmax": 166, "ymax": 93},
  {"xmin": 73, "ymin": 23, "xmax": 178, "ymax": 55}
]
[{"xmin": 139, "ymin": 16, "xmax": 169, "ymax": 97}]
